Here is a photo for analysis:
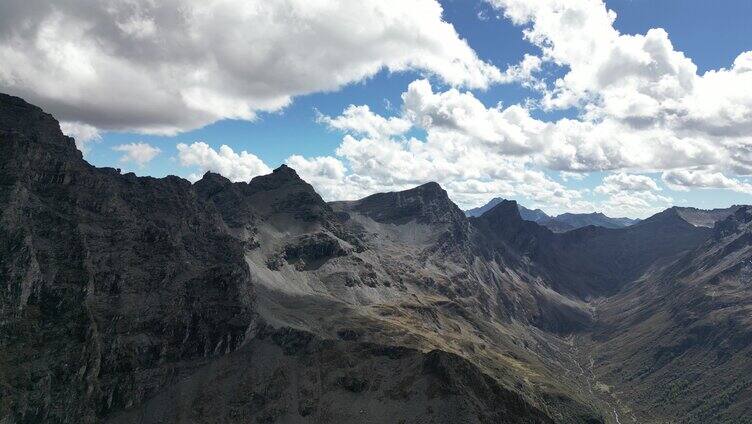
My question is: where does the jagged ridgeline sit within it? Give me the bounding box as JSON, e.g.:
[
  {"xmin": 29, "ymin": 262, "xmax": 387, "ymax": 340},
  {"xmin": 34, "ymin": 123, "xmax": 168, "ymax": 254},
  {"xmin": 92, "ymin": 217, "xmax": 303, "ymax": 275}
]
[{"xmin": 1, "ymin": 93, "xmax": 751, "ymax": 423}]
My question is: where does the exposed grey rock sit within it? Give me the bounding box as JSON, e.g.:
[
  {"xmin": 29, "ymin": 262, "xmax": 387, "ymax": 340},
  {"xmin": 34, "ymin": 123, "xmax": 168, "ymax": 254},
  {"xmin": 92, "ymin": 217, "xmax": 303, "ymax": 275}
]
[{"xmin": 0, "ymin": 93, "xmax": 256, "ymax": 423}]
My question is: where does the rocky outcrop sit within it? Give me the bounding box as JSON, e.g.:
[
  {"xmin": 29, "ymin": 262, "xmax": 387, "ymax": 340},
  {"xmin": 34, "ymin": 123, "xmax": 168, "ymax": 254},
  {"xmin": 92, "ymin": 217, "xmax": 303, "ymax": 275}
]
[
  {"xmin": 0, "ymin": 94, "xmax": 257, "ymax": 423},
  {"xmin": 337, "ymin": 182, "xmax": 466, "ymax": 226}
]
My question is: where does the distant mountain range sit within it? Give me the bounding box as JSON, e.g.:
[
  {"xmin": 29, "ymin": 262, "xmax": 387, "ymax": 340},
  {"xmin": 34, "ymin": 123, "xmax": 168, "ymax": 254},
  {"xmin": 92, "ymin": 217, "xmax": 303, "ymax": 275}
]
[
  {"xmin": 3, "ymin": 93, "xmax": 752, "ymax": 423},
  {"xmin": 465, "ymin": 197, "xmax": 640, "ymax": 232},
  {"xmin": 673, "ymin": 205, "xmax": 744, "ymax": 227}
]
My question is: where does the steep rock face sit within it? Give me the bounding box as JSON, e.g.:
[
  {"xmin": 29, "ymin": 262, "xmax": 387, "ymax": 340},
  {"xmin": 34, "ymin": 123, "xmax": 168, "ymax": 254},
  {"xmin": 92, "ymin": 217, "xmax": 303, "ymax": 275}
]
[
  {"xmin": 331, "ymin": 181, "xmax": 473, "ymax": 258},
  {"xmin": 340, "ymin": 182, "xmax": 465, "ymax": 226},
  {"xmin": 468, "ymin": 201, "xmax": 594, "ymax": 332},
  {"xmin": 195, "ymin": 166, "xmax": 338, "ymax": 231},
  {"xmin": 519, "ymin": 205, "xmax": 551, "ymax": 223},
  {"xmin": 332, "ymin": 194, "xmax": 575, "ymax": 332},
  {"xmin": 471, "ymin": 200, "xmax": 546, "ymax": 254},
  {"xmin": 0, "ymin": 94, "xmax": 257, "ymax": 423}
]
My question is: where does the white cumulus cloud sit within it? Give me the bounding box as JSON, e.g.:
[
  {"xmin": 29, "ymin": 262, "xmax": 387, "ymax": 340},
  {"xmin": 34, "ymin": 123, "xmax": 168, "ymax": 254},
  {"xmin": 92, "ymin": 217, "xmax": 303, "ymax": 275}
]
[
  {"xmin": 177, "ymin": 142, "xmax": 271, "ymax": 182},
  {"xmin": 595, "ymin": 173, "xmax": 671, "ymax": 216},
  {"xmin": 484, "ymin": 0, "xmax": 752, "ymax": 169},
  {"xmin": 595, "ymin": 173, "xmax": 661, "ymax": 195},
  {"xmin": 317, "ymin": 105, "xmax": 411, "ymax": 139},
  {"xmin": 112, "ymin": 142, "xmax": 161, "ymax": 167},
  {"xmin": 311, "ymin": 80, "xmax": 592, "ymax": 213},
  {"xmin": 662, "ymin": 169, "xmax": 752, "ymax": 193},
  {"xmin": 0, "ymin": 0, "xmax": 500, "ymax": 136},
  {"xmin": 0, "ymin": 0, "xmax": 500, "ymax": 134}
]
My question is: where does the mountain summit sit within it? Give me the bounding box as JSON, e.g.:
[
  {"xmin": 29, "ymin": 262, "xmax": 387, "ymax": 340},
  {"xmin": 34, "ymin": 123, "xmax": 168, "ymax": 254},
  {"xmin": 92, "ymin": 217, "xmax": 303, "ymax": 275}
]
[{"xmin": 335, "ymin": 181, "xmax": 465, "ymax": 225}]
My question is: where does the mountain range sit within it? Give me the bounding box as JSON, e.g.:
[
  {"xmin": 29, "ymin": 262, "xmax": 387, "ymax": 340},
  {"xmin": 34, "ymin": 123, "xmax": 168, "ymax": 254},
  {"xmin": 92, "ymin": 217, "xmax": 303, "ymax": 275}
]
[
  {"xmin": 465, "ymin": 197, "xmax": 641, "ymax": 232},
  {"xmin": 2, "ymin": 93, "xmax": 751, "ymax": 423}
]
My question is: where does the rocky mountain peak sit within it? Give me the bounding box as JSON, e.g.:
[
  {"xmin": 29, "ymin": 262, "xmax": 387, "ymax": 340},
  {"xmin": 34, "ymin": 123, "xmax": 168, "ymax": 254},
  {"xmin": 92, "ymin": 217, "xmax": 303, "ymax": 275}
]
[
  {"xmin": 394, "ymin": 181, "xmax": 450, "ymax": 204},
  {"xmin": 344, "ymin": 181, "xmax": 465, "ymax": 225},
  {"xmin": 672, "ymin": 205, "xmax": 742, "ymax": 227},
  {"xmin": 412, "ymin": 180, "xmax": 442, "ymax": 192},
  {"xmin": 1, "ymin": 94, "xmax": 87, "ymax": 189},
  {"xmin": 247, "ymin": 164, "xmax": 306, "ymax": 191},
  {"xmin": 466, "ymin": 198, "xmax": 638, "ymax": 231},
  {"xmin": 0, "ymin": 93, "xmax": 78, "ymax": 154},
  {"xmin": 201, "ymin": 170, "xmax": 230, "ymax": 182},
  {"xmin": 734, "ymin": 205, "xmax": 752, "ymax": 223},
  {"xmin": 714, "ymin": 205, "xmax": 752, "ymax": 239},
  {"xmin": 194, "ymin": 171, "xmax": 232, "ymax": 195},
  {"xmin": 637, "ymin": 206, "xmax": 691, "ymax": 227},
  {"xmin": 472, "ymin": 198, "xmax": 547, "ymax": 242},
  {"xmin": 272, "ymin": 163, "xmax": 300, "ymax": 178},
  {"xmin": 478, "ymin": 199, "xmax": 523, "ymax": 223},
  {"xmin": 195, "ymin": 165, "xmax": 336, "ymax": 229},
  {"xmin": 0, "ymin": 93, "xmax": 54, "ymax": 133},
  {"xmin": 195, "ymin": 166, "xmax": 309, "ymax": 196},
  {"xmin": 195, "ymin": 171, "xmax": 232, "ymax": 186}
]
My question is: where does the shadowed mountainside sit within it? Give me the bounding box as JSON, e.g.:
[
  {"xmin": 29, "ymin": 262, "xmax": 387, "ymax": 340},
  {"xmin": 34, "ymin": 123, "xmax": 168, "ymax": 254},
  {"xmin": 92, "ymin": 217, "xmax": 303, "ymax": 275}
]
[
  {"xmin": 470, "ymin": 200, "xmax": 711, "ymax": 298},
  {"xmin": 586, "ymin": 206, "xmax": 752, "ymax": 422}
]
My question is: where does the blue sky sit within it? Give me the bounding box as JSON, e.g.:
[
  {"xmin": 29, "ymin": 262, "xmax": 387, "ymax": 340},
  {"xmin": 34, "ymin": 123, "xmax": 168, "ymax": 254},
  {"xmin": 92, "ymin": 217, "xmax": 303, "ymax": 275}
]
[{"xmin": 3, "ymin": 0, "xmax": 752, "ymax": 217}]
